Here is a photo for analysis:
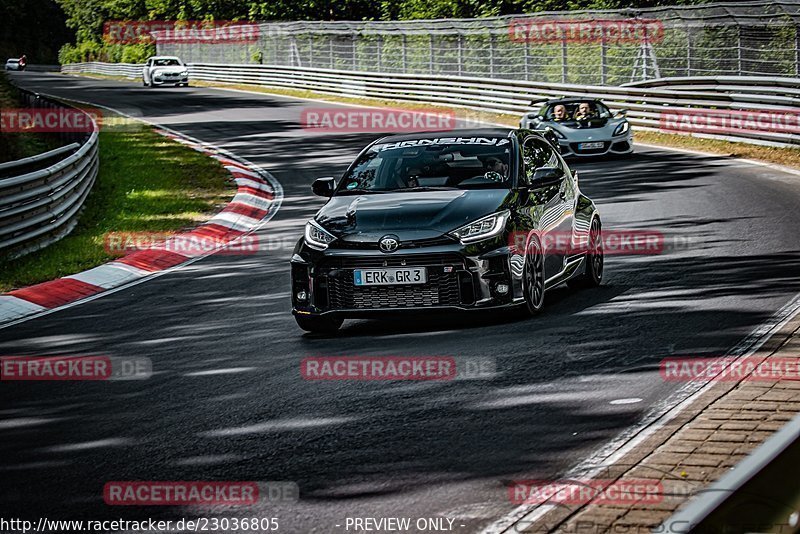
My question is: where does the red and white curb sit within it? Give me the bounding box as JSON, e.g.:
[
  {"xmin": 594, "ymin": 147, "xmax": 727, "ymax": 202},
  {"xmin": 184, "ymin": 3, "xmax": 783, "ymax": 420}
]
[{"xmin": 0, "ymin": 127, "xmax": 283, "ymax": 327}]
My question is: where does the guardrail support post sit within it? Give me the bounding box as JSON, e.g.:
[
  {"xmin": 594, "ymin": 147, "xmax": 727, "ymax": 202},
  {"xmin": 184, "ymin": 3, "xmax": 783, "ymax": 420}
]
[
  {"xmin": 737, "ymin": 26, "xmax": 743, "ymax": 76},
  {"xmin": 377, "ymin": 35, "xmax": 383, "ymax": 72},
  {"xmin": 524, "ymin": 38, "xmax": 530, "ymax": 81},
  {"xmin": 489, "ymin": 33, "xmax": 496, "ymax": 78},
  {"xmin": 329, "ymin": 37, "xmax": 334, "ymax": 69},
  {"xmin": 352, "ymin": 33, "xmax": 357, "ymax": 70},
  {"xmin": 686, "ymin": 28, "xmax": 692, "ymax": 77},
  {"xmin": 796, "ymin": 26, "xmax": 800, "ymax": 77},
  {"xmin": 402, "ymin": 35, "xmax": 407, "ymax": 73},
  {"xmin": 458, "ymin": 34, "xmax": 464, "ymax": 77},
  {"xmin": 308, "ymin": 35, "xmax": 314, "ymax": 69},
  {"xmin": 561, "ymin": 36, "xmax": 567, "ymax": 83},
  {"xmin": 430, "ymin": 35, "xmax": 435, "ymax": 74},
  {"xmin": 600, "ymin": 36, "xmax": 607, "ymax": 85}
]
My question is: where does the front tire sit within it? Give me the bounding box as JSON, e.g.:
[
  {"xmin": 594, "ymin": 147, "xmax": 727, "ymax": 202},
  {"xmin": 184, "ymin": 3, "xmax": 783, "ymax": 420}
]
[
  {"xmin": 295, "ymin": 314, "xmax": 343, "ymax": 334},
  {"xmin": 522, "ymin": 236, "xmax": 545, "ymax": 315},
  {"xmin": 568, "ymin": 217, "xmax": 603, "ymax": 289}
]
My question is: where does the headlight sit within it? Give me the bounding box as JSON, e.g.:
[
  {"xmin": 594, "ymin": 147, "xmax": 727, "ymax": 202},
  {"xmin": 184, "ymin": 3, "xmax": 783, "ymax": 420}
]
[
  {"xmin": 449, "ymin": 210, "xmax": 509, "ymax": 244},
  {"xmin": 180, "ymin": 71, "xmax": 188, "ymax": 76},
  {"xmin": 304, "ymin": 220, "xmax": 336, "ymax": 250},
  {"xmin": 613, "ymin": 121, "xmax": 630, "ymax": 136},
  {"xmin": 549, "ymin": 127, "xmax": 566, "ymax": 139}
]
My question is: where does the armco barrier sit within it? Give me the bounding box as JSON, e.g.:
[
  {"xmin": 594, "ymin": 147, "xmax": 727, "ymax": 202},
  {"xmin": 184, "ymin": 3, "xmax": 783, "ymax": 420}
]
[
  {"xmin": 0, "ymin": 88, "xmax": 99, "ymax": 259},
  {"xmin": 61, "ymin": 62, "xmax": 800, "ymax": 148}
]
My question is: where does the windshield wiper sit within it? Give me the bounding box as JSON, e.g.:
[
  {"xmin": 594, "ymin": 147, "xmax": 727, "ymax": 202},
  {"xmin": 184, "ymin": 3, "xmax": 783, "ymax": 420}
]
[
  {"xmin": 391, "ymin": 186, "xmax": 459, "ymax": 192},
  {"xmin": 336, "ymin": 188, "xmax": 390, "ymax": 195}
]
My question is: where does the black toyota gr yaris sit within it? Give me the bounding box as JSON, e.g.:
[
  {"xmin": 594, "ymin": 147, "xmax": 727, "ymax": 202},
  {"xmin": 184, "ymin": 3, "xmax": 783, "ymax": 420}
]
[{"xmin": 291, "ymin": 128, "xmax": 603, "ymax": 333}]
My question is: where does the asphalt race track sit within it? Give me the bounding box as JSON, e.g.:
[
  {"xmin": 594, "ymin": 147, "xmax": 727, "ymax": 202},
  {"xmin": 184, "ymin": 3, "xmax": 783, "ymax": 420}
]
[{"xmin": 2, "ymin": 72, "xmax": 800, "ymax": 533}]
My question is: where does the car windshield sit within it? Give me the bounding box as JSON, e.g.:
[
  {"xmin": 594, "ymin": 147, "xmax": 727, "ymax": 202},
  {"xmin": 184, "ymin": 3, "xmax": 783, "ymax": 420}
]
[
  {"xmin": 7, "ymin": 59, "xmax": 19, "ymax": 64},
  {"xmin": 336, "ymin": 137, "xmax": 513, "ymax": 194},
  {"xmin": 544, "ymin": 101, "xmax": 612, "ymax": 121},
  {"xmin": 153, "ymin": 58, "xmax": 181, "ymax": 66}
]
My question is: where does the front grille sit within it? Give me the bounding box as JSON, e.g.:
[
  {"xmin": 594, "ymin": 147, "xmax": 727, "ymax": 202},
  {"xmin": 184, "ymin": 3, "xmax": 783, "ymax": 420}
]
[
  {"xmin": 330, "ymin": 236, "xmax": 456, "ymax": 251},
  {"xmin": 321, "ymin": 253, "xmax": 464, "ymax": 269},
  {"xmin": 327, "ymin": 269, "xmax": 462, "ymax": 309},
  {"xmin": 571, "ymin": 141, "xmax": 610, "ymax": 154}
]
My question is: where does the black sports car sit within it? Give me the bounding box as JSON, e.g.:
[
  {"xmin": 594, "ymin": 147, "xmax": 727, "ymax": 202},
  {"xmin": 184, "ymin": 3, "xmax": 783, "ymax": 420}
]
[{"xmin": 291, "ymin": 128, "xmax": 603, "ymax": 333}]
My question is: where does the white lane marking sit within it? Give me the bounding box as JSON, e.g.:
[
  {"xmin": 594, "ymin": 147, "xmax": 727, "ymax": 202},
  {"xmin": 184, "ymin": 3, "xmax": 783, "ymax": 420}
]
[
  {"xmin": 200, "ymin": 416, "xmax": 356, "ymax": 437},
  {"xmin": 0, "ymin": 91, "xmax": 284, "ymax": 330},
  {"xmin": 609, "ymin": 398, "xmax": 642, "ymax": 405},
  {"xmin": 185, "ymin": 367, "xmax": 256, "ymax": 377},
  {"xmin": 481, "ymin": 290, "xmax": 800, "ymax": 534}
]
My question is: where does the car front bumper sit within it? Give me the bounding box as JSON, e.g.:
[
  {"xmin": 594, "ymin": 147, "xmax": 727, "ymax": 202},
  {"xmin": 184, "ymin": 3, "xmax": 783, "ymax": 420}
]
[
  {"xmin": 290, "ymin": 239, "xmax": 526, "ymax": 318},
  {"xmin": 152, "ymin": 75, "xmax": 189, "ymax": 85},
  {"xmin": 557, "ymin": 133, "xmax": 634, "ymax": 158}
]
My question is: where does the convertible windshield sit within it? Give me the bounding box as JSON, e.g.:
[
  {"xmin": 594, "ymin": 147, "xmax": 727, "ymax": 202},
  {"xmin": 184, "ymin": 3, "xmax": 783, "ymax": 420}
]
[
  {"xmin": 544, "ymin": 101, "xmax": 612, "ymax": 121},
  {"xmin": 337, "ymin": 137, "xmax": 513, "ymax": 194}
]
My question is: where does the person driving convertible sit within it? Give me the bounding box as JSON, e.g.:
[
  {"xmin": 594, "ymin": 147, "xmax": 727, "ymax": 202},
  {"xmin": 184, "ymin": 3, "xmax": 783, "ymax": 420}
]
[{"xmin": 574, "ymin": 102, "xmax": 597, "ymax": 121}]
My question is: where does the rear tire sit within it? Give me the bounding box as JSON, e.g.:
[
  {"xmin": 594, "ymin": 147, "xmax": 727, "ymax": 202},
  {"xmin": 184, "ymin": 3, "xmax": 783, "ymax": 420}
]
[
  {"xmin": 295, "ymin": 314, "xmax": 343, "ymax": 334},
  {"xmin": 568, "ymin": 217, "xmax": 603, "ymax": 289}
]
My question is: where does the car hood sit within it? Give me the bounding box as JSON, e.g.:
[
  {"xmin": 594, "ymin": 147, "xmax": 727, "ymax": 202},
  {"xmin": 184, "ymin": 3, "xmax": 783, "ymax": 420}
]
[
  {"xmin": 152, "ymin": 66, "xmax": 185, "ymax": 74},
  {"xmin": 316, "ymin": 189, "xmax": 510, "ymax": 242}
]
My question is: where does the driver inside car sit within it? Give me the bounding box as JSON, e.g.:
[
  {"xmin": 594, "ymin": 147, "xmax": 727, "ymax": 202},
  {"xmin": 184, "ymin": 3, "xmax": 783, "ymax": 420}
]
[
  {"xmin": 574, "ymin": 102, "xmax": 596, "ymax": 120},
  {"xmin": 484, "ymin": 156, "xmax": 508, "ymax": 177}
]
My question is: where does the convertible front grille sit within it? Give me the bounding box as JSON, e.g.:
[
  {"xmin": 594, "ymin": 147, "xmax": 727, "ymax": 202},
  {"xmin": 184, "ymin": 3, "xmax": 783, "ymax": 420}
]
[{"xmin": 326, "ymin": 270, "xmax": 462, "ymax": 309}]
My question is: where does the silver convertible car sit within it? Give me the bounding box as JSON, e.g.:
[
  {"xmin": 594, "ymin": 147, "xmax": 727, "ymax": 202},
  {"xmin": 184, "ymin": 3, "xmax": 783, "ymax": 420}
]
[{"xmin": 519, "ymin": 98, "xmax": 633, "ymax": 158}]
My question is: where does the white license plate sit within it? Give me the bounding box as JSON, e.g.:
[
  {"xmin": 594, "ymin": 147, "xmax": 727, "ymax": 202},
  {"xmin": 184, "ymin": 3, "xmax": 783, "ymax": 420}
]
[
  {"xmin": 354, "ymin": 268, "xmax": 427, "ymax": 286},
  {"xmin": 579, "ymin": 142, "xmax": 605, "ymax": 150}
]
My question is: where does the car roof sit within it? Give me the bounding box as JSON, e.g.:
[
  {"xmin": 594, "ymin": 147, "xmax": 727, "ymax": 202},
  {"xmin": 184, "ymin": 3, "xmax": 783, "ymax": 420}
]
[
  {"xmin": 375, "ymin": 128, "xmax": 515, "ymax": 144},
  {"xmin": 149, "ymin": 56, "xmax": 181, "ymax": 61},
  {"xmin": 6, "ymin": 58, "xmax": 19, "ymax": 62}
]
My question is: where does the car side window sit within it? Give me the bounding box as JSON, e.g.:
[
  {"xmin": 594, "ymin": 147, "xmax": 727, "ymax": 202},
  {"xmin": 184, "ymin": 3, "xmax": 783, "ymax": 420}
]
[{"xmin": 521, "ymin": 137, "xmax": 555, "ymax": 184}]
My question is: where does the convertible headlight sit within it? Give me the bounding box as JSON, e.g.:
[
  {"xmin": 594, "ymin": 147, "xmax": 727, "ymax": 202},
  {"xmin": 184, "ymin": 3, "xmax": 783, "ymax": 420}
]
[
  {"xmin": 613, "ymin": 121, "xmax": 630, "ymax": 136},
  {"xmin": 304, "ymin": 220, "xmax": 336, "ymax": 250},
  {"xmin": 450, "ymin": 210, "xmax": 509, "ymax": 244}
]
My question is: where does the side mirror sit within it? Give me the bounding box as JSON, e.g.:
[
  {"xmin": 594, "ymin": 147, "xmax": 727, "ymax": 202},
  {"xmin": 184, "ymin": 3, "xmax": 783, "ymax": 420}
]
[
  {"xmin": 531, "ymin": 167, "xmax": 564, "ymax": 189},
  {"xmin": 615, "ymin": 109, "xmax": 628, "ymax": 118},
  {"xmin": 312, "ymin": 177, "xmax": 336, "ymax": 197}
]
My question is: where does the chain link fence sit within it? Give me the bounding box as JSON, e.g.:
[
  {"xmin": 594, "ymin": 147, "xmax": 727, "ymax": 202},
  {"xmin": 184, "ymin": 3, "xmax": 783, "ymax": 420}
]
[{"xmin": 155, "ymin": 1, "xmax": 800, "ymax": 86}]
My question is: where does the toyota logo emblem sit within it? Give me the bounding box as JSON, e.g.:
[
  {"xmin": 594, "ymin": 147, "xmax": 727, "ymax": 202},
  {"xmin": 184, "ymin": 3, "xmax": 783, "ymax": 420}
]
[{"xmin": 379, "ymin": 235, "xmax": 399, "ymax": 253}]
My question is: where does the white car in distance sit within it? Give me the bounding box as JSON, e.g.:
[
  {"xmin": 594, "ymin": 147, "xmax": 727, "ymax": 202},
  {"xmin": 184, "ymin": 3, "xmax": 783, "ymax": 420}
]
[{"xmin": 142, "ymin": 56, "xmax": 189, "ymax": 87}]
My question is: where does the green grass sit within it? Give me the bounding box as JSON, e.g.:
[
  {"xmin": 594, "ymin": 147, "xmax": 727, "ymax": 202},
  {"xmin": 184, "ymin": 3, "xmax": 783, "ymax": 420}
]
[{"xmin": 0, "ymin": 118, "xmax": 234, "ymax": 292}]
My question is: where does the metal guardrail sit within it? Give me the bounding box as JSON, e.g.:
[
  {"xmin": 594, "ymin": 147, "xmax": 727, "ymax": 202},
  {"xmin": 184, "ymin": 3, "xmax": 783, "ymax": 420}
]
[
  {"xmin": 61, "ymin": 62, "xmax": 799, "ymax": 148},
  {"xmin": 153, "ymin": 1, "xmax": 800, "ymax": 84},
  {"xmin": 0, "ymin": 88, "xmax": 100, "ymax": 260},
  {"xmin": 661, "ymin": 411, "xmax": 800, "ymax": 533}
]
